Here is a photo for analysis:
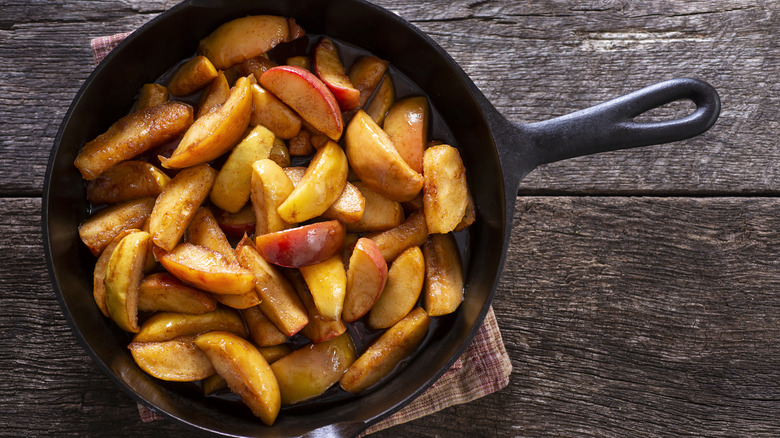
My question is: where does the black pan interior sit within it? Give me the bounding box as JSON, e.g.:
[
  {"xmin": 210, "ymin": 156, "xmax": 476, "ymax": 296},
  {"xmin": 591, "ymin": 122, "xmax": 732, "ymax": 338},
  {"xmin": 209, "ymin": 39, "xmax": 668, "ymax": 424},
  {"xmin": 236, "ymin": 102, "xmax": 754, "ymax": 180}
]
[{"xmin": 43, "ymin": 0, "xmax": 512, "ymax": 436}]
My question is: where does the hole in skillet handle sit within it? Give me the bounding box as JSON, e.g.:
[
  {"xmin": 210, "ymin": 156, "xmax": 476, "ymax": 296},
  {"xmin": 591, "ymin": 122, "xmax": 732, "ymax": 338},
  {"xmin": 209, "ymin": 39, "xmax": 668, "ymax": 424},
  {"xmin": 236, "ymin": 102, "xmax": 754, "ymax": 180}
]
[{"xmin": 520, "ymin": 77, "xmax": 721, "ymax": 166}]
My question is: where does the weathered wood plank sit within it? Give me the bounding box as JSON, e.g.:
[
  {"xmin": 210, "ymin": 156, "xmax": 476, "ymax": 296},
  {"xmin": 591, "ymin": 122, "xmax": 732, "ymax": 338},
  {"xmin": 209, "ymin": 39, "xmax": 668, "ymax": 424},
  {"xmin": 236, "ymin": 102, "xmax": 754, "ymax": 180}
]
[
  {"xmin": 1, "ymin": 0, "xmax": 777, "ymax": 195},
  {"xmin": 7, "ymin": 196, "xmax": 780, "ymax": 436}
]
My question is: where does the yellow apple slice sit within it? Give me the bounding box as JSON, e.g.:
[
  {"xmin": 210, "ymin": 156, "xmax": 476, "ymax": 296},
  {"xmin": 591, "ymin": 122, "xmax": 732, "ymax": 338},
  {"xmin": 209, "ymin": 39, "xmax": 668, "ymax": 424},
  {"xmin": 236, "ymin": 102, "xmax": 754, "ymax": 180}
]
[
  {"xmin": 129, "ymin": 336, "xmax": 216, "ymax": 382},
  {"xmin": 209, "ymin": 125, "xmax": 275, "ymax": 215},
  {"xmin": 197, "ymin": 70, "xmax": 229, "ymax": 118},
  {"xmin": 133, "ymin": 307, "xmax": 248, "ymax": 343},
  {"xmin": 287, "ymin": 270, "xmax": 347, "ymax": 343},
  {"xmin": 160, "ymin": 76, "xmax": 252, "ymax": 169},
  {"xmin": 235, "ymin": 236, "xmax": 309, "ymax": 337},
  {"xmin": 367, "ymin": 246, "xmax": 424, "ymax": 329},
  {"xmin": 271, "ymin": 333, "xmax": 356, "ymax": 405},
  {"xmin": 384, "ymin": 96, "xmax": 428, "ymax": 174},
  {"xmin": 212, "ymin": 289, "xmax": 262, "ymax": 310},
  {"xmin": 277, "ymin": 141, "xmax": 348, "ymax": 223},
  {"xmin": 422, "ymin": 144, "xmax": 468, "ymax": 234},
  {"xmin": 93, "ymin": 229, "xmax": 138, "ymax": 317},
  {"xmin": 85, "ymin": 161, "xmax": 170, "ymax": 205},
  {"xmin": 422, "ymin": 233, "xmax": 464, "ymax": 316},
  {"xmin": 368, "ymin": 209, "xmax": 429, "ymax": 262},
  {"xmin": 198, "ymin": 15, "xmax": 300, "ymax": 70},
  {"xmin": 342, "ymin": 238, "xmax": 388, "ymax": 322},
  {"xmin": 167, "ymin": 55, "xmax": 218, "ymax": 97},
  {"xmin": 195, "ymin": 331, "xmax": 281, "ymax": 425},
  {"xmin": 260, "ymin": 65, "xmax": 343, "ymax": 141},
  {"xmin": 250, "ymin": 83, "xmax": 302, "ymax": 140},
  {"xmin": 364, "ymin": 75, "xmax": 394, "ymax": 125},
  {"xmin": 148, "ymin": 163, "xmax": 216, "ymax": 251},
  {"xmin": 345, "ymin": 110, "xmax": 423, "ymax": 202},
  {"xmin": 250, "ymin": 158, "xmax": 295, "ymax": 236},
  {"xmin": 345, "ymin": 181, "xmax": 403, "ymax": 233},
  {"xmin": 138, "ymin": 272, "xmax": 217, "ymax": 314},
  {"xmin": 154, "ymin": 243, "xmax": 255, "ymax": 295},
  {"xmin": 74, "ymin": 101, "xmax": 193, "ymax": 180},
  {"xmin": 269, "ymin": 137, "xmax": 291, "ymax": 168},
  {"xmin": 313, "ymin": 38, "xmax": 360, "ymax": 111},
  {"xmin": 299, "ymin": 254, "xmax": 347, "ymax": 321},
  {"xmin": 78, "ymin": 197, "xmax": 155, "ymax": 256},
  {"xmin": 104, "ymin": 230, "xmax": 151, "ymax": 333},
  {"xmin": 341, "ymin": 307, "xmax": 430, "ymax": 393},
  {"xmin": 133, "ymin": 83, "xmax": 168, "ymax": 112},
  {"xmin": 184, "ymin": 207, "xmax": 238, "ymax": 263},
  {"xmin": 348, "ymin": 56, "xmax": 389, "ymax": 110},
  {"xmin": 242, "ymin": 305, "xmax": 288, "ymax": 347},
  {"xmin": 283, "ymin": 167, "xmax": 365, "ymax": 224}
]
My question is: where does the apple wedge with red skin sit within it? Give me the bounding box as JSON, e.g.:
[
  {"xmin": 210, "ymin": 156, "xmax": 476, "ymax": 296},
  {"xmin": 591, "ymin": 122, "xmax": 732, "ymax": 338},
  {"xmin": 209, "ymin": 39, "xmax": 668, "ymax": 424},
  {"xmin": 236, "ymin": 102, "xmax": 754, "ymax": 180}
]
[
  {"xmin": 313, "ymin": 38, "xmax": 360, "ymax": 111},
  {"xmin": 342, "ymin": 238, "xmax": 388, "ymax": 322},
  {"xmin": 255, "ymin": 220, "xmax": 345, "ymax": 268},
  {"xmin": 260, "ymin": 65, "xmax": 343, "ymax": 141}
]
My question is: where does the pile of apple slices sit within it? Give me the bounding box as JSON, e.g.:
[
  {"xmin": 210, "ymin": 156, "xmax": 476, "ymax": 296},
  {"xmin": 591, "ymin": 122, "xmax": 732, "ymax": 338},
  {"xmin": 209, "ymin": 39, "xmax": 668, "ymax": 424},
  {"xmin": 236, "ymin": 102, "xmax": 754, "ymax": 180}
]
[{"xmin": 73, "ymin": 15, "xmax": 474, "ymax": 425}]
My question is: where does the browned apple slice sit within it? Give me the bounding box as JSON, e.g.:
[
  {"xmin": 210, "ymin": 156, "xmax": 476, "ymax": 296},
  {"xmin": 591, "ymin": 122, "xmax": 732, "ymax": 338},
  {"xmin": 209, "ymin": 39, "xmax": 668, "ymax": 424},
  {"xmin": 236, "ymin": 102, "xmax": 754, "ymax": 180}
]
[
  {"xmin": 160, "ymin": 76, "xmax": 252, "ymax": 169},
  {"xmin": 197, "ymin": 70, "xmax": 229, "ymax": 118},
  {"xmin": 342, "ymin": 238, "xmax": 388, "ymax": 322},
  {"xmin": 213, "ymin": 289, "xmax": 262, "ymax": 310},
  {"xmin": 138, "ymin": 272, "xmax": 217, "ymax": 314},
  {"xmin": 185, "ymin": 207, "xmax": 238, "ymax": 263},
  {"xmin": 345, "ymin": 181, "xmax": 403, "ymax": 233},
  {"xmin": 86, "ymin": 161, "xmax": 170, "ymax": 205},
  {"xmin": 453, "ymin": 188, "xmax": 476, "ymax": 232},
  {"xmin": 422, "ymin": 233, "xmax": 464, "ymax": 316},
  {"xmin": 195, "ymin": 331, "xmax": 281, "ymax": 425},
  {"xmin": 341, "ymin": 307, "xmax": 430, "ymax": 393},
  {"xmin": 79, "ymin": 197, "xmax": 155, "ymax": 256},
  {"xmin": 250, "ymin": 158, "xmax": 295, "ymax": 236},
  {"xmin": 242, "ymin": 305, "xmax": 288, "ymax": 347},
  {"xmin": 148, "ymin": 163, "xmax": 216, "ymax": 251},
  {"xmin": 104, "ymin": 230, "xmax": 152, "ymax": 333},
  {"xmin": 367, "ymin": 246, "xmax": 424, "ymax": 329},
  {"xmin": 368, "ymin": 209, "xmax": 429, "ymax": 262},
  {"xmin": 129, "ymin": 336, "xmax": 216, "ymax": 382},
  {"xmin": 313, "ymin": 38, "xmax": 360, "ymax": 111},
  {"xmin": 364, "ymin": 75, "xmax": 394, "ymax": 125},
  {"xmin": 235, "ymin": 236, "xmax": 309, "ymax": 337},
  {"xmin": 134, "ymin": 83, "xmax": 168, "ymax": 112},
  {"xmin": 277, "ymin": 141, "xmax": 348, "ymax": 223},
  {"xmin": 299, "ymin": 254, "xmax": 347, "ymax": 321},
  {"xmin": 348, "ymin": 56, "xmax": 389, "ymax": 110},
  {"xmin": 154, "ymin": 243, "xmax": 255, "ymax": 295},
  {"xmin": 198, "ymin": 15, "xmax": 300, "ymax": 70},
  {"xmin": 167, "ymin": 55, "xmax": 218, "ymax": 97},
  {"xmin": 288, "ymin": 128, "xmax": 314, "ymax": 156},
  {"xmin": 269, "ymin": 137, "xmax": 291, "ymax": 168},
  {"xmin": 74, "ymin": 101, "xmax": 193, "ymax": 180},
  {"xmin": 260, "ymin": 65, "xmax": 343, "ymax": 141},
  {"xmin": 422, "ymin": 144, "xmax": 468, "ymax": 234},
  {"xmin": 271, "ymin": 333, "xmax": 356, "ymax": 405},
  {"xmin": 250, "ymin": 83, "xmax": 302, "ymax": 140},
  {"xmin": 133, "ymin": 307, "xmax": 247, "ymax": 343},
  {"xmin": 237, "ymin": 55, "xmax": 278, "ymax": 79},
  {"xmin": 93, "ymin": 229, "xmax": 138, "ymax": 317},
  {"xmin": 384, "ymin": 96, "xmax": 428, "ymax": 174},
  {"xmin": 255, "ymin": 220, "xmax": 345, "ymax": 268},
  {"xmin": 287, "ymin": 270, "xmax": 347, "ymax": 343},
  {"xmin": 210, "ymin": 124, "xmax": 275, "ymax": 213},
  {"xmin": 283, "ymin": 167, "xmax": 365, "ymax": 224},
  {"xmin": 286, "ymin": 56, "xmax": 310, "ymax": 70},
  {"xmin": 345, "ymin": 110, "xmax": 423, "ymax": 202},
  {"xmin": 214, "ymin": 204, "xmax": 255, "ymax": 238},
  {"xmin": 259, "ymin": 344, "xmax": 293, "ymax": 364}
]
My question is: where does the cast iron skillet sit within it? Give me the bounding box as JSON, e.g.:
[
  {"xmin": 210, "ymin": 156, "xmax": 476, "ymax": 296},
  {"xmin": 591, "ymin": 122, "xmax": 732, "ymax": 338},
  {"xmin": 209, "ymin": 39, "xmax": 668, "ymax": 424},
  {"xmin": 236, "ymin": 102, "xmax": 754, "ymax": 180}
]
[{"xmin": 42, "ymin": 0, "xmax": 721, "ymax": 436}]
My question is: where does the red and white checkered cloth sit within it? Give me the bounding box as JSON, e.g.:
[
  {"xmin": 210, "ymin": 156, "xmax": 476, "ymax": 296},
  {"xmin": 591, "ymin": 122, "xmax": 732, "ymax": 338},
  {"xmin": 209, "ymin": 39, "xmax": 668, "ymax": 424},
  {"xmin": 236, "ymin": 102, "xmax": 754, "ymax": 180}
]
[{"xmin": 92, "ymin": 32, "xmax": 512, "ymax": 435}]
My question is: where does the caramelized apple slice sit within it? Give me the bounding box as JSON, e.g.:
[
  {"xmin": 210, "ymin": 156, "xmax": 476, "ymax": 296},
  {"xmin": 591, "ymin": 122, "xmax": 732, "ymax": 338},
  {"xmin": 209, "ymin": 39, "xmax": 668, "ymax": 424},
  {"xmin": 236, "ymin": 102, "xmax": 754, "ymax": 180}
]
[
  {"xmin": 93, "ymin": 229, "xmax": 138, "ymax": 317},
  {"xmin": 299, "ymin": 255, "xmax": 347, "ymax": 321},
  {"xmin": 138, "ymin": 272, "xmax": 217, "ymax": 314},
  {"xmin": 133, "ymin": 307, "xmax": 247, "ymax": 343},
  {"xmin": 364, "ymin": 75, "xmax": 394, "ymax": 125},
  {"xmin": 283, "ymin": 167, "xmax": 365, "ymax": 224},
  {"xmin": 167, "ymin": 55, "xmax": 218, "ymax": 96},
  {"xmin": 342, "ymin": 238, "xmax": 388, "ymax": 322},
  {"xmin": 277, "ymin": 141, "xmax": 348, "ymax": 223},
  {"xmin": 195, "ymin": 331, "xmax": 281, "ymax": 425},
  {"xmin": 74, "ymin": 101, "xmax": 193, "ymax": 180},
  {"xmin": 212, "ymin": 289, "xmax": 262, "ymax": 310},
  {"xmin": 214, "ymin": 204, "xmax": 256, "ymax": 238},
  {"xmin": 104, "ymin": 230, "xmax": 151, "ymax": 333},
  {"xmin": 348, "ymin": 56, "xmax": 389, "ymax": 110},
  {"xmin": 129, "ymin": 336, "xmax": 216, "ymax": 382},
  {"xmin": 367, "ymin": 246, "xmax": 424, "ymax": 329},
  {"xmin": 250, "ymin": 83, "xmax": 302, "ymax": 139},
  {"xmin": 422, "ymin": 233, "xmax": 464, "ymax": 316},
  {"xmin": 384, "ymin": 96, "xmax": 428, "ymax": 174},
  {"xmin": 345, "ymin": 182, "xmax": 403, "ymax": 233},
  {"xmin": 341, "ymin": 307, "xmax": 430, "ymax": 393},
  {"xmin": 242, "ymin": 306, "xmax": 288, "ymax": 347},
  {"xmin": 287, "ymin": 270, "xmax": 347, "ymax": 343},
  {"xmin": 185, "ymin": 207, "xmax": 238, "ymax": 263},
  {"xmin": 133, "ymin": 83, "xmax": 168, "ymax": 112},
  {"xmin": 210, "ymin": 124, "xmax": 275, "ymax": 213},
  {"xmin": 197, "ymin": 70, "xmax": 230, "ymax": 118},
  {"xmin": 250, "ymin": 158, "xmax": 295, "ymax": 236},
  {"xmin": 422, "ymin": 144, "xmax": 468, "ymax": 234},
  {"xmin": 255, "ymin": 220, "xmax": 345, "ymax": 268},
  {"xmin": 345, "ymin": 110, "xmax": 423, "ymax": 202},
  {"xmin": 148, "ymin": 163, "xmax": 216, "ymax": 251},
  {"xmin": 154, "ymin": 243, "xmax": 255, "ymax": 295},
  {"xmin": 313, "ymin": 38, "xmax": 360, "ymax": 111},
  {"xmin": 368, "ymin": 209, "xmax": 429, "ymax": 262},
  {"xmin": 271, "ymin": 333, "xmax": 356, "ymax": 405},
  {"xmin": 86, "ymin": 161, "xmax": 170, "ymax": 205},
  {"xmin": 79, "ymin": 197, "xmax": 154, "ymax": 256},
  {"xmin": 260, "ymin": 65, "xmax": 343, "ymax": 141}
]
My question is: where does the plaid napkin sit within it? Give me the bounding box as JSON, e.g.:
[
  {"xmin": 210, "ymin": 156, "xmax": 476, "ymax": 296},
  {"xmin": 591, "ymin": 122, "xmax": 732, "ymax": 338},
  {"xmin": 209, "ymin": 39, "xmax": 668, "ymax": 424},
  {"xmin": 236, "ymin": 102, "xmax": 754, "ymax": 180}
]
[{"xmin": 92, "ymin": 32, "xmax": 512, "ymax": 435}]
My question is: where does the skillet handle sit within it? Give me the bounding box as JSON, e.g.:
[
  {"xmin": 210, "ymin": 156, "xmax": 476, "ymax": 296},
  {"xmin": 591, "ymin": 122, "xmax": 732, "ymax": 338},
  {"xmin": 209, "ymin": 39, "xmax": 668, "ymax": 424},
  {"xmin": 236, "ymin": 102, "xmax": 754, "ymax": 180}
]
[{"xmin": 523, "ymin": 77, "xmax": 720, "ymax": 165}]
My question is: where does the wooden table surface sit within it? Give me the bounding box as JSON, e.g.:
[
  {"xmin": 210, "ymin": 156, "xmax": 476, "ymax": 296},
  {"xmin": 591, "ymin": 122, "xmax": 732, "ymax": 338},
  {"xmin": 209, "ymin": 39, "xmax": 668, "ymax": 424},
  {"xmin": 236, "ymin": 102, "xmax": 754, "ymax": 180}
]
[{"xmin": 3, "ymin": 0, "xmax": 779, "ymax": 436}]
